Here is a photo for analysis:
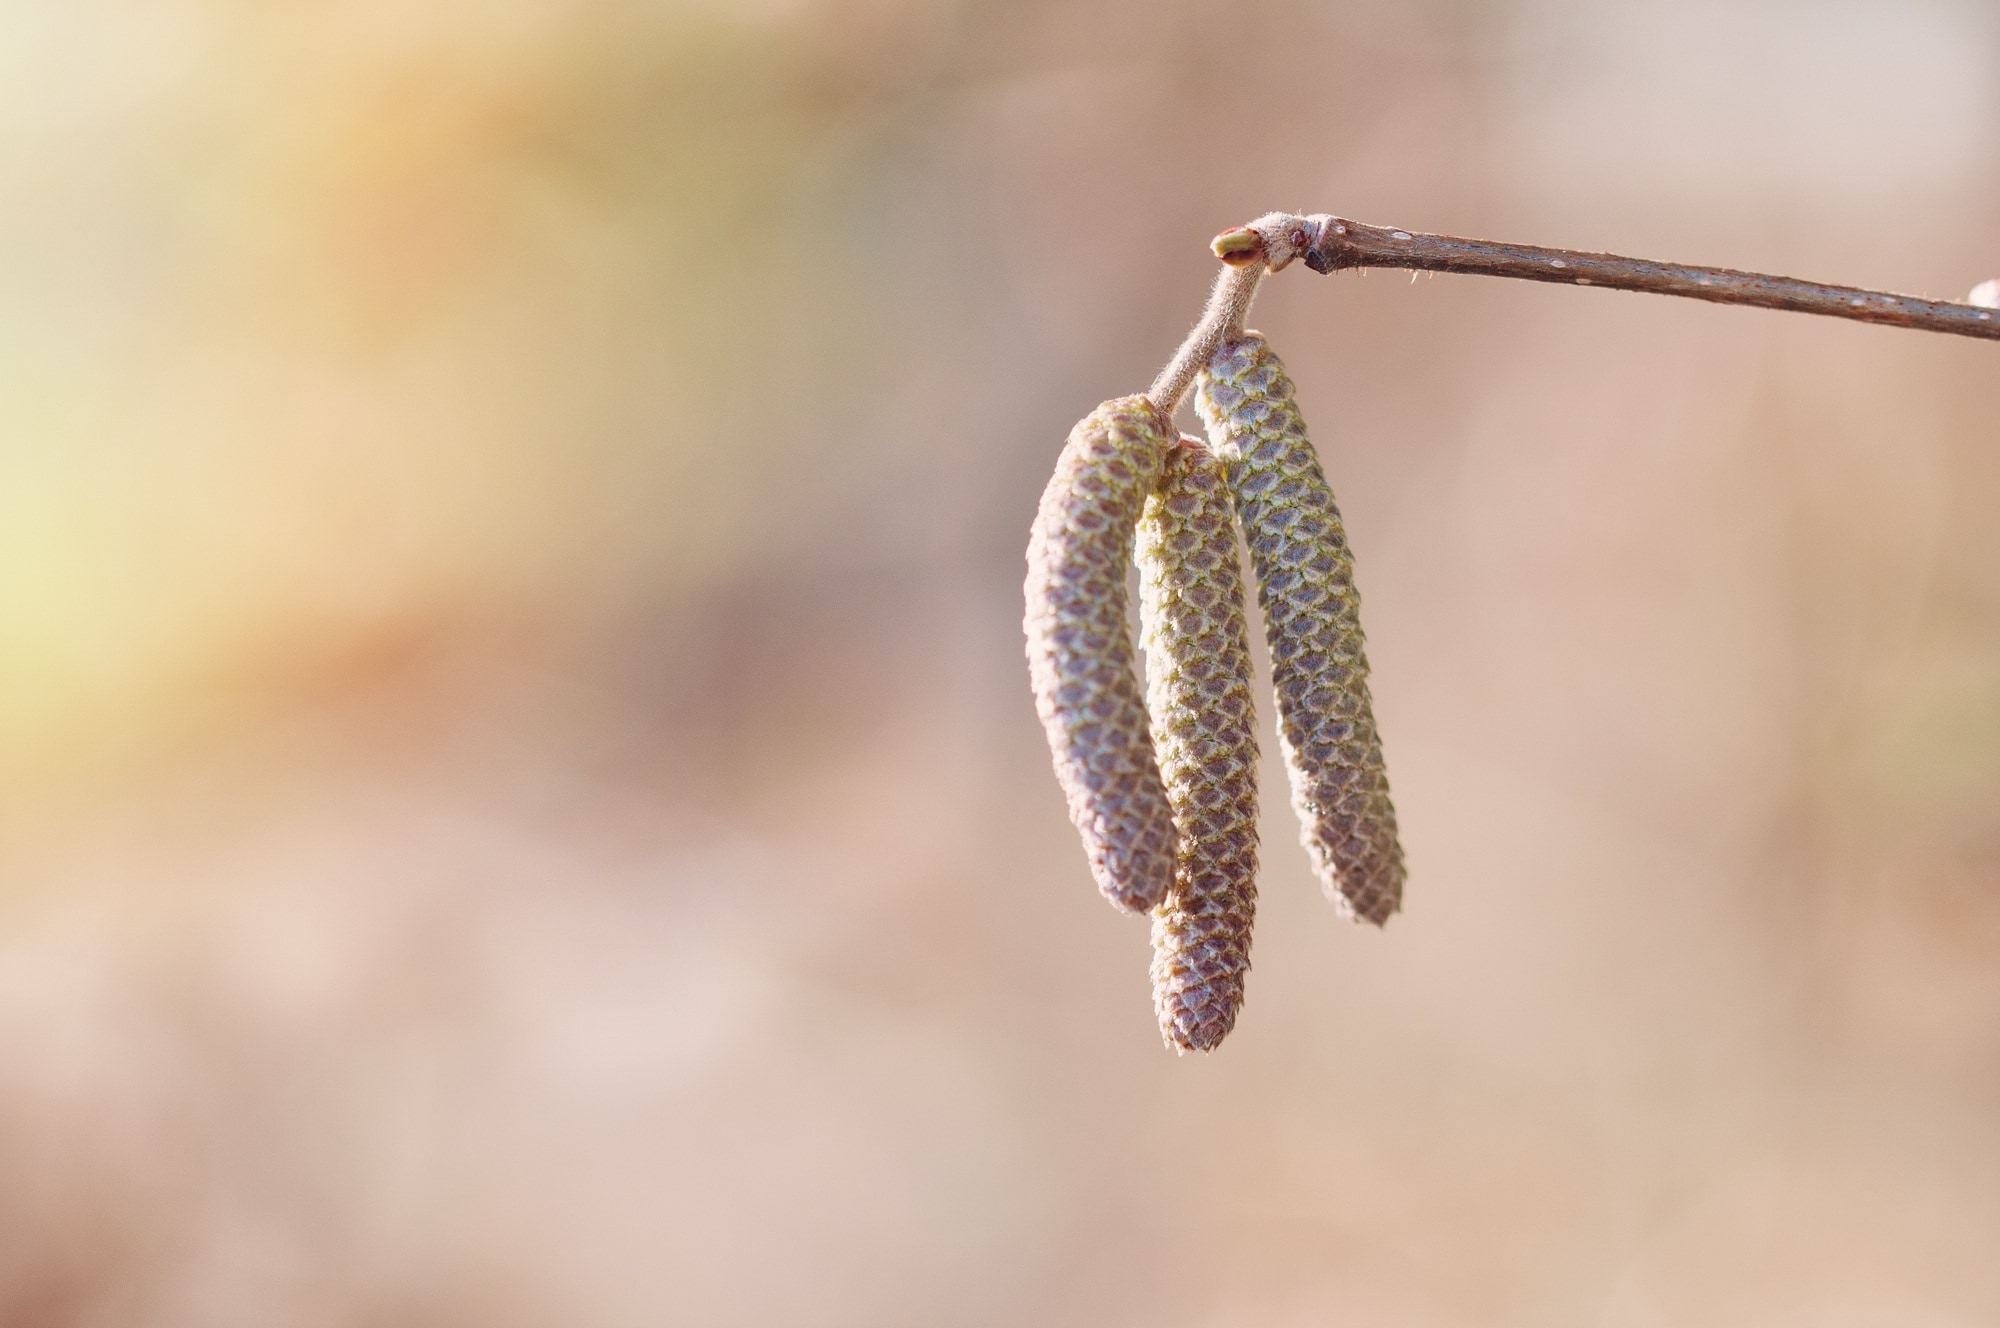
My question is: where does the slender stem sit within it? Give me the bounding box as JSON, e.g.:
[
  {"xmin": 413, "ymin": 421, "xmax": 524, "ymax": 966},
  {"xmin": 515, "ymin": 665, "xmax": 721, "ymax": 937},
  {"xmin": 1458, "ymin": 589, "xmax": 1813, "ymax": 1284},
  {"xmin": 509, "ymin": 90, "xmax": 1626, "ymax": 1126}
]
[
  {"xmin": 1216, "ymin": 214, "xmax": 2000, "ymax": 341},
  {"xmin": 1147, "ymin": 260, "xmax": 1266, "ymax": 416}
]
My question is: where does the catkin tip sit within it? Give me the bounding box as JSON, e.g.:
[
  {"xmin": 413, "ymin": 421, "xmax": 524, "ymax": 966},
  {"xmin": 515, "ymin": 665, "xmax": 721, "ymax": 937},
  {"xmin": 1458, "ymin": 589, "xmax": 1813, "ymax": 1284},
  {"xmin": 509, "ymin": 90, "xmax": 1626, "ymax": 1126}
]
[{"xmin": 1162, "ymin": 1010, "xmax": 1234, "ymax": 1054}]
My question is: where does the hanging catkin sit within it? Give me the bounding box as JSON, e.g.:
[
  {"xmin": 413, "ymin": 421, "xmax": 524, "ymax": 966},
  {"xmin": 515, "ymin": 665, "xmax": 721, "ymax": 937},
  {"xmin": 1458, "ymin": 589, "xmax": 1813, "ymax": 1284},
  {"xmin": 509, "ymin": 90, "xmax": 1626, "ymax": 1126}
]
[
  {"xmin": 1196, "ymin": 333, "xmax": 1405, "ymax": 924},
  {"xmin": 1024, "ymin": 396, "xmax": 1178, "ymax": 915},
  {"xmin": 1138, "ymin": 435, "xmax": 1260, "ymax": 1051}
]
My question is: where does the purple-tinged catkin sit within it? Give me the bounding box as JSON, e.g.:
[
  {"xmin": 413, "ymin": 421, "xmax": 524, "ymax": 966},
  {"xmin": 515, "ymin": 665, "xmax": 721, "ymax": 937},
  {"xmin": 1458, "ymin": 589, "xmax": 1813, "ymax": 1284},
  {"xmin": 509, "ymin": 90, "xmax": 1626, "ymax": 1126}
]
[
  {"xmin": 1025, "ymin": 396, "xmax": 1177, "ymax": 915},
  {"xmin": 1139, "ymin": 436, "xmax": 1260, "ymax": 1052},
  {"xmin": 1196, "ymin": 333, "xmax": 1406, "ymax": 925}
]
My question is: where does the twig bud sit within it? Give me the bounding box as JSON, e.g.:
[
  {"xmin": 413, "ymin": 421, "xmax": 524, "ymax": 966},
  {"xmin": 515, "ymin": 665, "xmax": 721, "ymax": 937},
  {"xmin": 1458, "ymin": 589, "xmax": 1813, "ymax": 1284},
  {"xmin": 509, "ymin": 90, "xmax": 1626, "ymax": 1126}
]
[
  {"xmin": 1025, "ymin": 396, "xmax": 1179, "ymax": 915},
  {"xmin": 1139, "ymin": 436, "xmax": 1261, "ymax": 1051},
  {"xmin": 1197, "ymin": 334, "xmax": 1406, "ymax": 925},
  {"xmin": 1211, "ymin": 227, "xmax": 1267, "ymax": 268}
]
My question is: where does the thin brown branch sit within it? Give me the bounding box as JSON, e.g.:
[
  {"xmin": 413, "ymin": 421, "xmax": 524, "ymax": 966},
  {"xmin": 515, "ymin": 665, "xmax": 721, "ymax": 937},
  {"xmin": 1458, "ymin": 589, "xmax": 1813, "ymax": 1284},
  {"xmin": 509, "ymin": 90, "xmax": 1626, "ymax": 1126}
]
[{"xmin": 1211, "ymin": 214, "xmax": 2000, "ymax": 341}]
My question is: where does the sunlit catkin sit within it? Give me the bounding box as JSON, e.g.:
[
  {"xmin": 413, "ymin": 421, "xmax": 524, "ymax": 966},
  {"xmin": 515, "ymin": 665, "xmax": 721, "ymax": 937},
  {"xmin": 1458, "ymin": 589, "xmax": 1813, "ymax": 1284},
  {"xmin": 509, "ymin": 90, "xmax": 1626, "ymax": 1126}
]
[
  {"xmin": 1025, "ymin": 396, "xmax": 1177, "ymax": 915},
  {"xmin": 1138, "ymin": 436, "xmax": 1260, "ymax": 1051},
  {"xmin": 1196, "ymin": 333, "xmax": 1405, "ymax": 924}
]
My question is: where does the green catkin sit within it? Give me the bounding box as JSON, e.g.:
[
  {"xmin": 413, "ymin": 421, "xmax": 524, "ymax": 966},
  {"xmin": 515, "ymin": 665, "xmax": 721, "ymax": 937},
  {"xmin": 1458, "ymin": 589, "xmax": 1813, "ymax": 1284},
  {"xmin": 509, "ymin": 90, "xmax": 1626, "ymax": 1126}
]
[
  {"xmin": 1196, "ymin": 333, "xmax": 1406, "ymax": 925},
  {"xmin": 1138, "ymin": 436, "xmax": 1260, "ymax": 1052},
  {"xmin": 1025, "ymin": 396, "xmax": 1178, "ymax": 915}
]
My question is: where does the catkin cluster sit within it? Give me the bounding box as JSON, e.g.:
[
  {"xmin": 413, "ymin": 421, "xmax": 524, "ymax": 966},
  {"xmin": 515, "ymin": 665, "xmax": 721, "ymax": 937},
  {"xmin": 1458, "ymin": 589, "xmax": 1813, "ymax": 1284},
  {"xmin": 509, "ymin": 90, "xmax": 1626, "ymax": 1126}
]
[{"xmin": 1025, "ymin": 332, "xmax": 1403, "ymax": 1052}]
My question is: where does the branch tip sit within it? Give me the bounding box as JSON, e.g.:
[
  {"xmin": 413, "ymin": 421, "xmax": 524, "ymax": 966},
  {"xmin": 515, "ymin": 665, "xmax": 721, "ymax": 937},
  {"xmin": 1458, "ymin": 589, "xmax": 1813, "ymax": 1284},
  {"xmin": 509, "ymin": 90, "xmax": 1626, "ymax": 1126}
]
[{"xmin": 1211, "ymin": 227, "xmax": 1265, "ymax": 268}]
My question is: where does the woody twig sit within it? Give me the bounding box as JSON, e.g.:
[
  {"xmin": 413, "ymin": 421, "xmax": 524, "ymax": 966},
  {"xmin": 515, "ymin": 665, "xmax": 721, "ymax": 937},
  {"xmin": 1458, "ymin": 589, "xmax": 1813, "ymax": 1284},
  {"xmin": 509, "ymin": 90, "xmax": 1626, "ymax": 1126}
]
[{"xmin": 1205, "ymin": 212, "xmax": 2000, "ymax": 342}]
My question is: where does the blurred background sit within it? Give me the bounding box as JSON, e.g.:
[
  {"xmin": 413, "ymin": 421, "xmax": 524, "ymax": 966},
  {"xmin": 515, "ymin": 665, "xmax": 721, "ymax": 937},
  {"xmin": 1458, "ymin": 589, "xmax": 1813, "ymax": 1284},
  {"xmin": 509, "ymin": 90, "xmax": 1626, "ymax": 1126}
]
[{"xmin": 3, "ymin": 1, "xmax": 1999, "ymax": 1323}]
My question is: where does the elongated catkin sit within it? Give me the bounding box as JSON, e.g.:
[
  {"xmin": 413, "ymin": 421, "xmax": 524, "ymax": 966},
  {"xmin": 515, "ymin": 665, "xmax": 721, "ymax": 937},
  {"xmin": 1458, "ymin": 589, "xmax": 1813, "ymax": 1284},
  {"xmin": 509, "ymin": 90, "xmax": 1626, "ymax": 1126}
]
[
  {"xmin": 1025, "ymin": 396, "xmax": 1177, "ymax": 915},
  {"xmin": 1139, "ymin": 436, "xmax": 1260, "ymax": 1051},
  {"xmin": 1196, "ymin": 333, "xmax": 1405, "ymax": 924}
]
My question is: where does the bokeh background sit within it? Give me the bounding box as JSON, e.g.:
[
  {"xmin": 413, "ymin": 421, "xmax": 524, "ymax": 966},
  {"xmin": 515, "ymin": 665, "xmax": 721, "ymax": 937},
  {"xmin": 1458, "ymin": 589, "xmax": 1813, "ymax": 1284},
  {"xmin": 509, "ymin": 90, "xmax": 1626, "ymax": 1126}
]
[{"xmin": 4, "ymin": 1, "xmax": 1999, "ymax": 1323}]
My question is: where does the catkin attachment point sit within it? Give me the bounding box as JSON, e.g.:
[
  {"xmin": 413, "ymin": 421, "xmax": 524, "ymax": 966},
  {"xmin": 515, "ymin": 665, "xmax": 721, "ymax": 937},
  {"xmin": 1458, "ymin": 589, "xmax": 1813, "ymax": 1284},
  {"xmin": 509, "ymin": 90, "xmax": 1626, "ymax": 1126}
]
[
  {"xmin": 1140, "ymin": 435, "xmax": 1261, "ymax": 1052},
  {"xmin": 1025, "ymin": 396, "xmax": 1179, "ymax": 916}
]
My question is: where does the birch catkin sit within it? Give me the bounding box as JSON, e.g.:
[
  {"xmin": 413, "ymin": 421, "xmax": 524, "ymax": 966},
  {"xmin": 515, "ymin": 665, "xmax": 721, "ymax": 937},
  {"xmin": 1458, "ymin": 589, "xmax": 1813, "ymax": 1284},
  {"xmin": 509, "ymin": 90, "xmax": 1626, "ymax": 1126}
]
[
  {"xmin": 1197, "ymin": 333, "xmax": 1406, "ymax": 924},
  {"xmin": 1025, "ymin": 396, "xmax": 1178, "ymax": 915},
  {"xmin": 1138, "ymin": 436, "xmax": 1260, "ymax": 1052}
]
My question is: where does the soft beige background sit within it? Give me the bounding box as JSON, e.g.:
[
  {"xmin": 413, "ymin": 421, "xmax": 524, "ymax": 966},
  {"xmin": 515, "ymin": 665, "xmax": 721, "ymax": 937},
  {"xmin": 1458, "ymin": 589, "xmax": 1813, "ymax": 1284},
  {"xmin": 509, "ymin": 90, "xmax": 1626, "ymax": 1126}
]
[{"xmin": 4, "ymin": 2, "xmax": 1999, "ymax": 1324}]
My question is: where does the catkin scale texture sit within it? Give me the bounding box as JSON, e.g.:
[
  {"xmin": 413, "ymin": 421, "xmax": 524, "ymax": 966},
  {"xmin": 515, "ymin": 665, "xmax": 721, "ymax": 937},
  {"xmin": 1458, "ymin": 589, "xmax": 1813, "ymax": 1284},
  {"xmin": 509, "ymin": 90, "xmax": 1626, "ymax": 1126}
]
[
  {"xmin": 1139, "ymin": 437, "xmax": 1260, "ymax": 1052},
  {"xmin": 1197, "ymin": 334, "xmax": 1406, "ymax": 924},
  {"xmin": 1025, "ymin": 396, "xmax": 1178, "ymax": 915}
]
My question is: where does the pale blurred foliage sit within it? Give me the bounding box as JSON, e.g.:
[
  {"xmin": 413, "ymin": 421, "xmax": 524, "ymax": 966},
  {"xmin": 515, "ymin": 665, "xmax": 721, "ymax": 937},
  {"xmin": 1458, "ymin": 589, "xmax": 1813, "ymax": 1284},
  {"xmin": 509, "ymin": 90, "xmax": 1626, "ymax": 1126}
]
[{"xmin": 3, "ymin": 0, "xmax": 2000, "ymax": 1324}]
